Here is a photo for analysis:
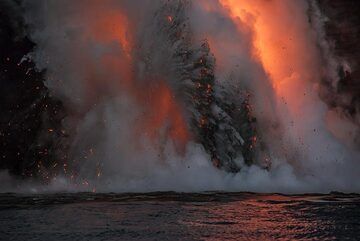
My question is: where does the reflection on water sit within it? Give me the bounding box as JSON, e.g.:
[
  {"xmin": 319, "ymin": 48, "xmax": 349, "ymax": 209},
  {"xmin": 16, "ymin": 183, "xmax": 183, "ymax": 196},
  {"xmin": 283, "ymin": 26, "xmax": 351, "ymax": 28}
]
[{"xmin": 0, "ymin": 192, "xmax": 359, "ymax": 240}]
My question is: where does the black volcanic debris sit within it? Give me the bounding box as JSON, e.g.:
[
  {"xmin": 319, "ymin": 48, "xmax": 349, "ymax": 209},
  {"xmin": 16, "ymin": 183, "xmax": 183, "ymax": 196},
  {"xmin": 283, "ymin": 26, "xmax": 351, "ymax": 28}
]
[
  {"xmin": 153, "ymin": 1, "xmax": 257, "ymax": 172},
  {"xmin": 187, "ymin": 42, "xmax": 257, "ymax": 171},
  {"xmin": 0, "ymin": 1, "xmax": 67, "ymax": 179}
]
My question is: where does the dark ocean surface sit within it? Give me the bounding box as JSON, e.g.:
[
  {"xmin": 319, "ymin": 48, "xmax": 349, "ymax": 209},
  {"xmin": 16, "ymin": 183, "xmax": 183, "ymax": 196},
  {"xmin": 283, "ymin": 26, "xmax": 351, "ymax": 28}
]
[{"xmin": 0, "ymin": 192, "xmax": 359, "ymax": 241}]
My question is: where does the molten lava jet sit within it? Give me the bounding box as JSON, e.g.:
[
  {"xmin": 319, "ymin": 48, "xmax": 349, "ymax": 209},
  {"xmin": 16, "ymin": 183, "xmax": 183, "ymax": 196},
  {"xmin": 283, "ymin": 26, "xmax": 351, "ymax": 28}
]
[{"xmin": 6, "ymin": 0, "xmax": 359, "ymax": 191}]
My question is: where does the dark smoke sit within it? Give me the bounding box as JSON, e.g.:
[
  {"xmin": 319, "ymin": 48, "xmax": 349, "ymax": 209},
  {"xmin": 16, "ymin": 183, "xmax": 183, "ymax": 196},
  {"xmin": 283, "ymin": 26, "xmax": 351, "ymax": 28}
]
[{"xmin": 0, "ymin": 0, "xmax": 66, "ymax": 179}]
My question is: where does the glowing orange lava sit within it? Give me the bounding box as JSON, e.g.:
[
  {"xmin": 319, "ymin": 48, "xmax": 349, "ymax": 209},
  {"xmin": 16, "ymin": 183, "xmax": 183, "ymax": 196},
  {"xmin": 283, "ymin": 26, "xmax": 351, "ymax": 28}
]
[
  {"xmin": 137, "ymin": 81, "xmax": 190, "ymax": 153},
  {"xmin": 91, "ymin": 7, "xmax": 190, "ymax": 153},
  {"xmin": 220, "ymin": 0, "xmax": 322, "ymax": 119}
]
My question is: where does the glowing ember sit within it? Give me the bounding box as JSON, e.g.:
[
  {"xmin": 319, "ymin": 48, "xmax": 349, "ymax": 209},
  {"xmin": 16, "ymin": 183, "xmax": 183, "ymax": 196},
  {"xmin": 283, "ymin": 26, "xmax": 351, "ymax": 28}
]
[{"xmin": 167, "ymin": 15, "xmax": 173, "ymax": 22}]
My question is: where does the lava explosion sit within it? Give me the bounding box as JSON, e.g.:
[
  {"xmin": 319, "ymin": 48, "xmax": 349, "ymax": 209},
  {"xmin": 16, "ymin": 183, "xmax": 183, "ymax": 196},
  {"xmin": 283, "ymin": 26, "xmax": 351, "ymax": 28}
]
[{"xmin": 0, "ymin": 0, "xmax": 359, "ymax": 193}]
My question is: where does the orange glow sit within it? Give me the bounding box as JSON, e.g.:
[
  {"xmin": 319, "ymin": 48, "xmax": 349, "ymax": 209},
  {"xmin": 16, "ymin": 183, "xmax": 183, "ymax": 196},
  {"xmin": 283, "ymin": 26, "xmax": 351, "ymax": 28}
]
[
  {"xmin": 220, "ymin": 0, "xmax": 313, "ymax": 88},
  {"xmin": 92, "ymin": 7, "xmax": 133, "ymax": 88},
  {"xmin": 65, "ymin": 1, "xmax": 135, "ymax": 108},
  {"xmin": 91, "ymin": 5, "xmax": 189, "ymax": 151},
  {"xmin": 219, "ymin": 0, "xmax": 321, "ymax": 118},
  {"xmin": 78, "ymin": 3, "xmax": 190, "ymax": 153},
  {"xmin": 136, "ymin": 81, "xmax": 190, "ymax": 153},
  {"xmin": 93, "ymin": 12, "xmax": 132, "ymax": 54},
  {"xmin": 79, "ymin": 1, "xmax": 132, "ymax": 54},
  {"xmin": 167, "ymin": 15, "xmax": 173, "ymax": 22}
]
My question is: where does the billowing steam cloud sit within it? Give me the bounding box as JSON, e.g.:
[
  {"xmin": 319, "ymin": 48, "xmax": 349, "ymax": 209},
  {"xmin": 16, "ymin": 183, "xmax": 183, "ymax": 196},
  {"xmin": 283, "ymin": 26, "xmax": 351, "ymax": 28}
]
[{"xmin": 2, "ymin": 0, "xmax": 359, "ymax": 193}]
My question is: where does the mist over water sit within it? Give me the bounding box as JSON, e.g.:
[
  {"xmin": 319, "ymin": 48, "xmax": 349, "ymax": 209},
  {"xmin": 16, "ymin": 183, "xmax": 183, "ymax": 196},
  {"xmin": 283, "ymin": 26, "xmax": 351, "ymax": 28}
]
[{"xmin": 2, "ymin": 0, "xmax": 359, "ymax": 194}]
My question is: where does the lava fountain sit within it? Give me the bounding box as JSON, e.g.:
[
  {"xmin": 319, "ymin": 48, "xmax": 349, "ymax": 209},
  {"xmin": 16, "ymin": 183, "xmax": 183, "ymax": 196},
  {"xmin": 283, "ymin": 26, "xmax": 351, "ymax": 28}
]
[{"xmin": 10, "ymin": 0, "xmax": 359, "ymax": 192}]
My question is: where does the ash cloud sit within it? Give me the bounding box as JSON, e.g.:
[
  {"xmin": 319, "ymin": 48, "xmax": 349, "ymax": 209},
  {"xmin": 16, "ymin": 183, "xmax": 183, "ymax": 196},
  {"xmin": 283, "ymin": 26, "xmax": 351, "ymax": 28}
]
[{"xmin": 0, "ymin": 0, "xmax": 359, "ymax": 194}]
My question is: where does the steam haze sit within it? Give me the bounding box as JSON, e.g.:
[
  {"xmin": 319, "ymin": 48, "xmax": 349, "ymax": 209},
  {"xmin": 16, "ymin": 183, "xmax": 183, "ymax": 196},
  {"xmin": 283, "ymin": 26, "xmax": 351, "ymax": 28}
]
[{"xmin": 1, "ymin": 0, "xmax": 359, "ymax": 194}]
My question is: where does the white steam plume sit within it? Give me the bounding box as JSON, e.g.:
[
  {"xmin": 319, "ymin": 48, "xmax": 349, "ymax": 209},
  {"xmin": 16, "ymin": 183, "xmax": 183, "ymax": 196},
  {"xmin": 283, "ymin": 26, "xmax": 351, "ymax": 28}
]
[{"xmin": 2, "ymin": 0, "xmax": 358, "ymax": 194}]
